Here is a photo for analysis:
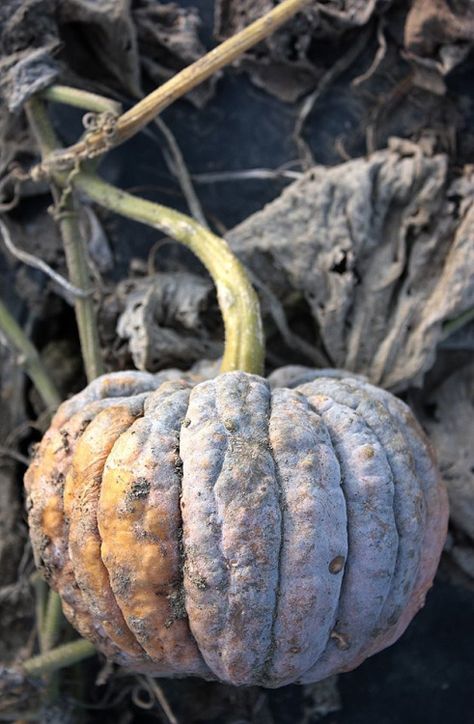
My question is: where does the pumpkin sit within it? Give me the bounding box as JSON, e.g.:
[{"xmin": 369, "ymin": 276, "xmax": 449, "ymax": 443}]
[{"xmin": 24, "ymin": 367, "xmax": 448, "ymax": 688}]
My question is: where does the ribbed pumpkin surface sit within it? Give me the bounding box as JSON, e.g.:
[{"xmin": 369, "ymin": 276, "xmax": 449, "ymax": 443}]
[{"xmin": 24, "ymin": 370, "xmax": 448, "ymax": 687}]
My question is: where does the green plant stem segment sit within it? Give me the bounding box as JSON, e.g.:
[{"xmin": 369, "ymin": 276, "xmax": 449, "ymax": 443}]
[
  {"xmin": 22, "ymin": 639, "xmax": 96, "ymax": 679},
  {"xmin": 41, "ymin": 591, "xmax": 63, "ymax": 653},
  {"xmin": 57, "ymin": 201, "xmax": 104, "ymax": 382},
  {"xmin": 25, "ymin": 97, "xmax": 104, "ymax": 383},
  {"xmin": 442, "ymin": 305, "xmax": 474, "ymax": 339},
  {"xmin": 40, "ymin": 84, "xmax": 122, "ymax": 114},
  {"xmin": 0, "ymin": 297, "xmax": 61, "ymax": 409},
  {"xmin": 74, "ymin": 173, "xmax": 265, "ymax": 376}
]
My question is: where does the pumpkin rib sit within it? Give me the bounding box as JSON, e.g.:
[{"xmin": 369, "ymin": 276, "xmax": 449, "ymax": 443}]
[
  {"xmin": 297, "ymin": 379, "xmax": 424, "ymax": 681},
  {"xmin": 352, "ymin": 382, "xmax": 448, "ymax": 655},
  {"xmin": 263, "ymin": 388, "xmax": 347, "ymax": 687},
  {"xmin": 261, "ymin": 383, "xmax": 285, "ymax": 685},
  {"xmin": 181, "ymin": 373, "xmax": 281, "ymax": 685},
  {"xmin": 52, "ymin": 371, "xmax": 160, "ymax": 429},
  {"xmin": 98, "ymin": 380, "xmax": 210, "ymax": 676},
  {"xmin": 213, "ymin": 373, "xmax": 280, "ymax": 686},
  {"xmin": 25, "ymin": 409, "xmax": 123, "ymax": 660},
  {"xmin": 180, "ymin": 378, "xmax": 230, "ymax": 678},
  {"xmin": 27, "ymin": 395, "xmax": 152, "ymax": 662},
  {"xmin": 315, "ymin": 379, "xmax": 426, "ymax": 651},
  {"xmin": 67, "ymin": 400, "xmax": 148, "ymax": 659},
  {"xmin": 299, "ymin": 389, "xmax": 398, "ymax": 681}
]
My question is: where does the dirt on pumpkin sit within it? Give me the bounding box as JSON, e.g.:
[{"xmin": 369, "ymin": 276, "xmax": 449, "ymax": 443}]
[{"xmin": 0, "ymin": 0, "xmax": 473, "ymax": 721}]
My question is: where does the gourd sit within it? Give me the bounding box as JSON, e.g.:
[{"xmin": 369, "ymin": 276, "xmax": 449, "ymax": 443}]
[
  {"xmin": 22, "ymin": 127, "xmax": 447, "ymax": 688},
  {"xmin": 25, "ymin": 366, "xmax": 448, "ymax": 687}
]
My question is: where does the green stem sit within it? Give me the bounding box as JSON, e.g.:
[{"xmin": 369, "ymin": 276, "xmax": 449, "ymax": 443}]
[
  {"xmin": 442, "ymin": 305, "xmax": 474, "ymax": 340},
  {"xmin": 74, "ymin": 172, "xmax": 265, "ymax": 375},
  {"xmin": 32, "ymin": 573, "xmax": 48, "ymax": 652},
  {"xmin": 22, "ymin": 640, "xmax": 96, "ymax": 679},
  {"xmin": 41, "ymin": 591, "xmax": 63, "ymax": 653},
  {"xmin": 25, "ymin": 97, "xmax": 104, "ymax": 383},
  {"xmin": 0, "ymin": 298, "xmax": 61, "ymax": 409},
  {"xmin": 40, "ymin": 85, "xmax": 122, "ymax": 115},
  {"xmin": 57, "ymin": 204, "xmax": 104, "ymax": 382}
]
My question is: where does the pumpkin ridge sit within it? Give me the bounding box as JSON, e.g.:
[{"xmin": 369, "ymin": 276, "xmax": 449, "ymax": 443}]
[
  {"xmin": 213, "ymin": 373, "xmax": 282, "ymax": 685},
  {"xmin": 68, "ymin": 401, "xmax": 148, "ymax": 658},
  {"xmin": 297, "ymin": 393, "xmax": 351, "ymax": 679},
  {"xmin": 180, "ymin": 379, "xmax": 230, "ymax": 679},
  {"xmin": 26, "ymin": 409, "xmax": 116, "ymax": 656},
  {"xmin": 264, "ymin": 388, "xmax": 347, "ymax": 687},
  {"xmin": 181, "ymin": 372, "xmax": 281, "ymax": 685},
  {"xmin": 99, "ymin": 381, "xmax": 211, "ymax": 676},
  {"xmin": 52, "ymin": 371, "xmax": 159, "ymax": 429},
  {"xmin": 260, "ymin": 383, "xmax": 285, "ymax": 684},
  {"xmin": 170, "ymin": 386, "xmax": 213, "ymax": 675},
  {"xmin": 298, "ymin": 390, "xmax": 398, "ymax": 680},
  {"xmin": 348, "ymin": 381, "xmax": 448, "ymax": 654},
  {"xmin": 300, "ymin": 381, "xmax": 407, "ymax": 675},
  {"xmin": 211, "ymin": 373, "xmax": 236, "ymax": 640},
  {"xmin": 312, "ymin": 379, "xmax": 426, "ymax": 659}
]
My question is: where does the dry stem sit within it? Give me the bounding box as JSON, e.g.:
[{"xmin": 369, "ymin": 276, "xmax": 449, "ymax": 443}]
[{"xmin": 36, "ymin": 0, "xmax": 312, "ymax": 173}]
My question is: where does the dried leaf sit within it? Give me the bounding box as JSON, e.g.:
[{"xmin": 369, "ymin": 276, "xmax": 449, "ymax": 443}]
[
  {"xmin": 134, "ymin": 0, "xmax": 216, "ymax": 108},
  {"xmin": 422, "ymin": 362, "xmax": 474, "ymax": 541},
  {"xmin": 0, "ymin": 0, "xmax": 213, "ymax": 173},
  {"xmin": 404, "ymin": 0, "xmax": 474, "ymax": 95},
  {"xmin": 214, "ymin": 0, "xmax": 392, "ymax": 101},
  {"xmin": 228, "ymin": 139, "xmax": 474, "ymax": 391},
  {"xmin": 113, "ymin": 272, "xmax": 222, "ymax": 371}
]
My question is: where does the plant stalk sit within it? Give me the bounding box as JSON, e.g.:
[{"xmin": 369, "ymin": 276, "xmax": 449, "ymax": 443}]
[
  {"xmin": 40, "ymin": 85, "xmax": 122, "ymax": 114},
  {"xmin": 38, "ymin": 0, "xmax": 312, "ymax": 171},
  {"xmin": 25, "ymin": 97, "xmax": 104, "ymax": 383},
  {"xmin": 41, "ymin": 591, "xmax": 63, "ymax": 653},
  {"xmin": 22, "ymin": 640, "xmax": 96, "ymax": 679},
  {"xmin": 74, "ymin": 172, "xmax": 265, "ymax": 375},
  {"xmin": 0, "ymin": 297, "xmax": 61, "ymax": 409}
]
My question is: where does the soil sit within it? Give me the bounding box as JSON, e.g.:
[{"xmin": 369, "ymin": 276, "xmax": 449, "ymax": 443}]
[{"xmin": 0, "ymin": 0, "xmax": 473, "ymax": 721}]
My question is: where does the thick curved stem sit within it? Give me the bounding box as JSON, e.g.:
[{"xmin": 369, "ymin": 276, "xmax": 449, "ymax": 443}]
[{"xmin": 74, "ymin": 173, "xmax": 265, "ymax": 375}]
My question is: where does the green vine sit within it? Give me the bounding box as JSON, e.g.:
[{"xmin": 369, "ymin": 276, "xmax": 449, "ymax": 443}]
[{"xmin": 73, "ymin": 173, "xmax": 265, "ymax": 376}]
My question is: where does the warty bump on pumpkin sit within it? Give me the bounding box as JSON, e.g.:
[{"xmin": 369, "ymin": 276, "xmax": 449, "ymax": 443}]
[{"xmin": 24, "ymin": 369, "xmax": 448, "ymax": 687}]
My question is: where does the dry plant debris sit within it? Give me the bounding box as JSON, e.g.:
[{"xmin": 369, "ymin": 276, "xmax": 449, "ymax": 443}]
[
  {"xmin": 422, "ymin": 362, "xmax": 474, "ymax": 543},
  {"xmin": 0, "ymin": 0, "xmax": 213, "ymax": 177},
  {"xmin": 215, "ymin": 0, "xmax": 389, "ymax": 101},
  {"xmin": 114, "ymin": 271, "xmax": 222, "ymax": 370},
  {"xmin": 404, "ymin": 0, "xmax": 474, "ymax": 94},
  {"xmin": 227, "ymin": 139, "xmax": 474, "ymax": 392}
]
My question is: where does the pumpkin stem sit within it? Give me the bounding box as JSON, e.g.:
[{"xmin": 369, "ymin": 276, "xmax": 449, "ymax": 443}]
[{"xmin": 72, "ymin": 172, "xmax": 265, "ymax": 375}]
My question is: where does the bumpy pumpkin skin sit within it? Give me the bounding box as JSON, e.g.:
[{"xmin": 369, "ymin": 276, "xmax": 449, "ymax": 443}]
[{"xmin": 24, "ymin": 369, "xmax": 448, "ymax": 687}]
